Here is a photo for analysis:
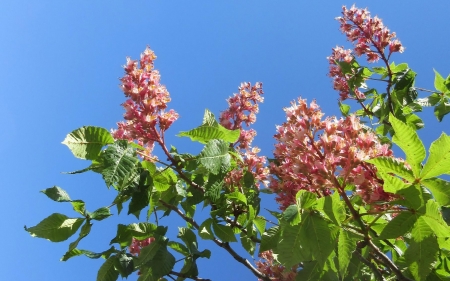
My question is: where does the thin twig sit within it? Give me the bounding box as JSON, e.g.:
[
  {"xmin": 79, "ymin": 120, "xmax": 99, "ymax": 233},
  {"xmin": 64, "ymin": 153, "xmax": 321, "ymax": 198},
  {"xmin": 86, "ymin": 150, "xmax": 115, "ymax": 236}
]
[{"xmin": 169, "ymin": 271, "xmax": 211, "ymax": 281}]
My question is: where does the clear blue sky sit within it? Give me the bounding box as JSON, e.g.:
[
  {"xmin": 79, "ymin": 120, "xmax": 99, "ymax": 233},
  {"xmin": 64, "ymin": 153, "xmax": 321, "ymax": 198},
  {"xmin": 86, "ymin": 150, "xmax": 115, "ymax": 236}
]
[{"xmin": 2, "ymin": 1, "xmax": 450, "ymax": 280}]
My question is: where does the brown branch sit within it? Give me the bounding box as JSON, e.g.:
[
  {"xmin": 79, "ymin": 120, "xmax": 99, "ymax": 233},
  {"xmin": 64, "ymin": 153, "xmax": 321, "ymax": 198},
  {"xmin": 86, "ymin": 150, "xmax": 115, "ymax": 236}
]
[{"xmin": 367, "ymin": 240, "xmax": 413, "ymax": 281}]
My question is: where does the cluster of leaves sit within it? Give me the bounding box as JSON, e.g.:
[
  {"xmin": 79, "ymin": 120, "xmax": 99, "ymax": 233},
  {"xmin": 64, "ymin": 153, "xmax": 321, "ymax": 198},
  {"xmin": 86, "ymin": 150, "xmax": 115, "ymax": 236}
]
[{"xmin": 26, "ymin": 6, "xmax": 450, "ymax": 281}]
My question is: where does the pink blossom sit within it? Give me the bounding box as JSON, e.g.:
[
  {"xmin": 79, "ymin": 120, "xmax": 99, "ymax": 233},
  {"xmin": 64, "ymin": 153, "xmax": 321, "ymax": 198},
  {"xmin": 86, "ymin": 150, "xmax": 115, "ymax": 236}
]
[
  {"xmin": 256, "ymin": 250, "xmax": 297, "ymax": 281},
  {"xmin": 129, "ymin": 237, "xmax": 155, "ymax": 256},
  {"xmin": 269, "ymin": 98, "xmax": 397, "ymax": 210},
  {"xmin": 337, "ymin": 5, "xmax": 405, "ymax": 59},
  {"xmin": 112, "ymin": 47, "xmax": 179, "ymax": 160}
]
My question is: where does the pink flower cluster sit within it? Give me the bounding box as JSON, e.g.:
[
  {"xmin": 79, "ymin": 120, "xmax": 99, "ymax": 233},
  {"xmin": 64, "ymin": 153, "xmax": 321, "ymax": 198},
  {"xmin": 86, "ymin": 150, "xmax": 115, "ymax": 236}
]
[
  {"xmin": 220, "ymin": 82, "xmax": 264, "ymax": 149},
  {"xmin": 328, "ymin": 6, "xmax": 405, "ymax": 100},
  {"xmin": 255, "ymin": 250, "xmax": 296, "ymax": 281},
  {"xmin": 269, "ymin": 98, "xmax": 395, "ymax": 210},
  {"xmin": 220, "ymin": 83, "xmax": 269, "ymax": 189},
  {"xmin": 337, "ymin": 5, "xmax": 404, "ymax": 62},
  {"xmin": 112, "ymin": 47, "xmax": 179, "ymax": 159},
  {"xmin": 129, "ymin": 237, "xmax": 156, "ymax": 256}
]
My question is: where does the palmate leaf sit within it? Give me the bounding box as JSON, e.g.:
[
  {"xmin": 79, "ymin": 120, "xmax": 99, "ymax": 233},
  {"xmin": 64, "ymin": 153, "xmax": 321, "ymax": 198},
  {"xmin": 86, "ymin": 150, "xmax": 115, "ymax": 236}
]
[
  {"xmin": 389, "ymin": 114, "xmax": 426, "ymax": 176},
  {"xmin": 197, "ymin": 139, "xmax": 230, "ymax": 175},
  {"xmin": 100, "ymin": 140, "xmax": 139, "ymax": 188},
  {"xmin": 421, "ymin": 133, "xmax": 450, "ymax": 179},
  {"xmin": 178, "ymin": 109, "xmax": 240, "ymax": 144},
  {"xmin": 62, "ymin": 126, "xmax": 114, "ymax": 160},
  {"xmin": 25, "ymin": 213, "xmax": 84, "ymax": 242}
]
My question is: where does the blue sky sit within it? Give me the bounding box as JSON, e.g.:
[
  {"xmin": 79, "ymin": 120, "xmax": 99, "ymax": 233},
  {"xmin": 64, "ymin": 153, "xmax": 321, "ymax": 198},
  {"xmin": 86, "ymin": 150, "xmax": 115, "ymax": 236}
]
[{"xmin": 2, "ymin": 1, "xmax": 450, "ymax": 280}]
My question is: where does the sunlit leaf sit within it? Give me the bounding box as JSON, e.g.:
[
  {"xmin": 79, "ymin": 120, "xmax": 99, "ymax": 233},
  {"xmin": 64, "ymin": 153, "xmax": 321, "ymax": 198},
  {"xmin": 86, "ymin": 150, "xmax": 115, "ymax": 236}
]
[{"xmin": 62, "ymin": 126, "xmax": 114, "ymax": 160}]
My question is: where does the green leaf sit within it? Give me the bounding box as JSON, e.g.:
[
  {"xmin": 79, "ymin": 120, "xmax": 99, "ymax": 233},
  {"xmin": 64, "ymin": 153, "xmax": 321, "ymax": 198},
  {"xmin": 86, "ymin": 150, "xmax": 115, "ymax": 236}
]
[
  {"xmin": 422, "ymin": 178, "xmax": 450, "ymax": 206},
  {"xmin": 397, "ymin": 184, "xmax": 427, "ymax": 209},
  {"xmin": 61, "ymin": 246, "xmax": 117, "ymax": 261},
  {"xmin": 303, "ymin": 214, "xmax": 335, "ymax": 265},
  {"xmin": 204, "ymin": 173, "xmax": 223, "ymax": 204},
  {"xmin": 177, "ymin": 227, "xmax": 198, "ymax": 252},
  {"xmin": 378, "ymin": 211, "xmax": 418, "ymax": 239},
  {"xmin": 67, "ymin": 220, "xmax": 92, "ymax": 251},
  {"xmin": 115, "ymin": 253, "xmax": 134, "ymax": 278},
  {"xmin": 62, "ymin": 126, "xmax": 114, "ymax": 160},
  {"xmin": 339, "ymin": 102, "xmax": 350, "ymax": 117},
  {"xmin": 90, "ymin": 207, "xmax": 112, "ymax": 221},
  {"xmin": 316, "ymin": 192, "xmax": 345, "ymax": 225},
  {"xmin": 277, "ymin": 223, "xmax": 311, "ymax": 267},
  {"xmin": 226, "ymin": 191, "xmax": 247, "ymax": 205},
  {"xmin": 137, "ymin": 246, "xmax": 175, "ymax": 281},
  {"xmin": 421, "ymin": 133, "xmax": 450, "ymax": 179},
  {"xmin": 212, "ymin": 221, "xmax": 237, "ymax": 242},
  {"xmin": 378, "ymin": 172, "xmax": 408, "ymax": 193},
  {"xmin": 25, "ymin": 213, "xmax": 84, "ymax": 242},
  {"xmin": 178, "ymin": 109, "xmax": 240, "ymax": 144},
  {"xmin": 110, "ymin": 223, "xmax": 162, "ymax": 248},
  {"xmin": 366, "ymin": 157, "xmax": 415, "ymax": 182},
  {"xmin": 101, "ymin": 140, "xmax": 139, "ymax": 188},
  {"xmin": 97, "ymin": 256, "xmax": 119, "ymax": 281},
  {"xmin": 405, "ymin": 236, "xmax": 439, "ymax": 281},
  {"xmin": 40, "ymin": 186, "xmax": 71, "ymax": 202},
  {"xmin": 295, "ymin": 261, "xmax": 321, "ymax": 281},
  {"xmin": 420, "ymin": 200, "xmax": 450, "ymax": 237},
  {"xmin": 434, "ymin": 69, "xmax": 447, "ymax": 93},
  {"xmin": 260, "ymin": 226, "xmax": 280, "ymax": 252},
  {"xmin": 71, "ymin": 200, "xmax": 86, "ymax": 215},
  {"xmin": 253, "ymin": 216, "xmax": 266, "ymax": 235},
  {"xmin": 198, "ymin": 219, "xmax": 215, "ymax": 240},
  {"xmin": 135, "ymin": 238, "xmax": 163, "ymax": 267},
  {"xmin": 168, "ymin": 241, "xmax": 189, "ymax": 256},
  {"xmin": 128, "ymin": 186, "xmax": 150, "ymax": 219},
  {"xmin": 283, "ymin": 205, "xmax": 300, "ymax": 225},
  {"xmin": 389, "ymin": 114, "xmax": 425, "ymax": 176},
  {"xmin": 198, "ymin": 139, "xmax": 231, "ymax": 175},
  {"xmin": 434, "ymin": 102, "xmax": 450, "ymax": 122},
  {"xmin": 296, "ymin": 190, "xmax": 317, "ymax": 210},
  {"xmin": 338, "ymin": 229, "xmax": 354, "ymax": 278},
  {"xmin": 240, "ymin": 232, "xmax": 255, "ymax": 255}
]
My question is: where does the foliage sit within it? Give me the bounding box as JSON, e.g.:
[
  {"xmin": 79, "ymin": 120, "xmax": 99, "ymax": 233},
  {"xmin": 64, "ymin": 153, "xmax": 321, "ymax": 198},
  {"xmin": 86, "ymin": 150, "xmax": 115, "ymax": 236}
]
[{"xmin": 26, "ymin": 5, "xmax": 450, "ymax": 281}]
